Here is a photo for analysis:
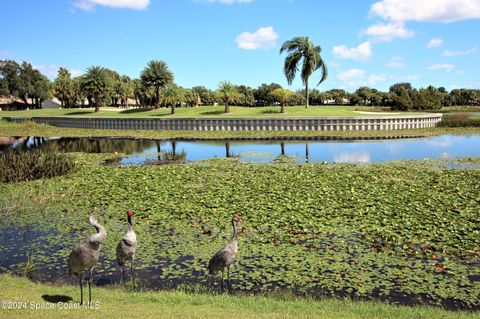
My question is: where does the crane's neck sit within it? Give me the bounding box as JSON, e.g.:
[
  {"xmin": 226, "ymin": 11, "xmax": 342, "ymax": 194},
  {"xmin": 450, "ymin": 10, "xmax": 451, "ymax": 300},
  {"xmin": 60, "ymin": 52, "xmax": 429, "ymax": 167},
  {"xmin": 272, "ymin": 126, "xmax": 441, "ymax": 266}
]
[
  {"xmin": 88, "ymin": 222, "xmax": 107, "ymax": 245},
  {"xmin": 127, "ymin": 215, "xmax": 133, "ymax": 231},
  {"xmin": 231, "ymin": 220, "xmax": 238, "ymax": 241}
]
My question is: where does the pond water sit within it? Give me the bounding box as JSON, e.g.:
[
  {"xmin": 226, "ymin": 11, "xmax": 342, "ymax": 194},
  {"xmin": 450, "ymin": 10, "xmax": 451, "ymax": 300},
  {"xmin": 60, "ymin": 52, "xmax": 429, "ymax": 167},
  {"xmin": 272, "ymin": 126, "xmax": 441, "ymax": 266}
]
[{"xmin": 1, "ymin": 135, "xmax": 480, "ymax": 164}]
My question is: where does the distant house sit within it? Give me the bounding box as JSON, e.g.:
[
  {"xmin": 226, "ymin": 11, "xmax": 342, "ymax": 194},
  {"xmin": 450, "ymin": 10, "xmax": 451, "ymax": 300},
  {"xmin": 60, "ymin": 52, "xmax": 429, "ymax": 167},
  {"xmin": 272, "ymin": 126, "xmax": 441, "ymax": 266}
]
[
  {"xmin": 118, "ymin": 98, "xmax": 139, "ymax": 108},
  {"xmin": 0, "ymin": 95, "xmax": 27, "ymax": 110},
  {"xmin": 42, "ymin": 97, "xmax": 62, "ymax": 109}
]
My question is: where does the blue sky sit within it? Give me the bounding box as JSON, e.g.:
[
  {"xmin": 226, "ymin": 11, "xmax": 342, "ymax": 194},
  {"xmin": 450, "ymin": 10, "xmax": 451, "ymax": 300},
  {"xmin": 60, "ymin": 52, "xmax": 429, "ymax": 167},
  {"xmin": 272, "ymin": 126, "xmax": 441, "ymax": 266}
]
[{"xmin": 1, "ymin": 0, "xmax": 479, "ymax": 92}]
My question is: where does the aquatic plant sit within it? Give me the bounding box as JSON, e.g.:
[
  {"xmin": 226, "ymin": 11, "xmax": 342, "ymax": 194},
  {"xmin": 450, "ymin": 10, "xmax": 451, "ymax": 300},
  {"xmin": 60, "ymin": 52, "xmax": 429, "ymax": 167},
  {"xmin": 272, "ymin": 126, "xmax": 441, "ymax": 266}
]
[{"xmin": 0, "ymin": 149, "xmax": 75, "ymax": 183}]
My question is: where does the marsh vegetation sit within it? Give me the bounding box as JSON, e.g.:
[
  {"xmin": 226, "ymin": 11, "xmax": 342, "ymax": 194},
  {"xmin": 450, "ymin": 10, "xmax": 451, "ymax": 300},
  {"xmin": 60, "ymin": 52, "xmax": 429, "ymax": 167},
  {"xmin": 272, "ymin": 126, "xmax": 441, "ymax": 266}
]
[{"xmin": 0, "ymin": 154, "xmax": 478, "ymax": 310}]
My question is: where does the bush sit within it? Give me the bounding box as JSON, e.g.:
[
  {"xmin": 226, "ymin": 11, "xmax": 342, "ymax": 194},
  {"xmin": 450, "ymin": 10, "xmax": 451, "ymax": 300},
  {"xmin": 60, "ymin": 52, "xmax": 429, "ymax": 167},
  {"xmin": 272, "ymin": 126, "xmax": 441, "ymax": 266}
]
[
  {"xmin": 0, "ymin": 149, "xmax": 75, "ymax": 183},
  {"xmin": 437, "ymin": 113, "xmax": 480, "ymax": 128}
]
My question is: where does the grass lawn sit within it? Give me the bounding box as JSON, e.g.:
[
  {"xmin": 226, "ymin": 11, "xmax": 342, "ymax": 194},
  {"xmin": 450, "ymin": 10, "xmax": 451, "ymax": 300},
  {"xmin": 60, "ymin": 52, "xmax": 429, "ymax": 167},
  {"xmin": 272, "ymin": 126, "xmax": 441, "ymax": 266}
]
[
  {"xmin": 0, "ymin": 275, "xmax": 477, "ymax": 319},
  {"xmin": 0, "ymin": 105, "xmax": 429, "ymax": 118}
]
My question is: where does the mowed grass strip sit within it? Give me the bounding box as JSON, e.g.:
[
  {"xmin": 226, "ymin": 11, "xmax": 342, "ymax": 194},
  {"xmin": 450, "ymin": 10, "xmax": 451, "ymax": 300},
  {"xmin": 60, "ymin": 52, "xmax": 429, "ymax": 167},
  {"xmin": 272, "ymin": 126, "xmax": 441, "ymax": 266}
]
[
  {"xmin": 0, "ymin": 105, "xmax": 426, "ymax": 118},
  {"xmin": 0, "ymin": 275, "xmax": 477, "ymax": 319}
]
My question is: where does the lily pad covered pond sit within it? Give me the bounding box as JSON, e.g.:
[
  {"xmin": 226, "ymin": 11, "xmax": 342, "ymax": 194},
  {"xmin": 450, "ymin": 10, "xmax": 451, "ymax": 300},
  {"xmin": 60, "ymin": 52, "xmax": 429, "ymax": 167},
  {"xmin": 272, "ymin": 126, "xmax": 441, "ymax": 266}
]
[
  {"xmin": 0, "ymin": 155, "xmax": 479, "ymax": 310},
  {"xmin": 1, "ymin": 135, "xmax": 480, "ymax": 164}
]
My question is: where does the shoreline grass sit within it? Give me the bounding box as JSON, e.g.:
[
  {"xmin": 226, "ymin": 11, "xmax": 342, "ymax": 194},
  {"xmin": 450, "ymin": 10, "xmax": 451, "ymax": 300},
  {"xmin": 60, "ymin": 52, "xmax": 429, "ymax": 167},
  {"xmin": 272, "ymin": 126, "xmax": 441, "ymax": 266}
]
[
  {"xmin": 0, "ymin": 275, "xmax": 477, "ymax": 319},
  {"xmin": 1, "ymin": 121, "xmax": 480, "ymax": 140}
]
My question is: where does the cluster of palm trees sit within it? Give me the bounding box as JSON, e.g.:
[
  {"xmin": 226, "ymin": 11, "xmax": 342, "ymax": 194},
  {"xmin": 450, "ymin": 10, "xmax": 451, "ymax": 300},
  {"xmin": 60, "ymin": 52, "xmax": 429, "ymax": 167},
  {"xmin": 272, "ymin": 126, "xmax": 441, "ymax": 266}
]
[
  {"xmin": 52, "ymin": 61, "xmax": 199, "ymax": 114},
  {"xmin": 50, "ymin": 36, "xmax": 328, "ymax": 114}
]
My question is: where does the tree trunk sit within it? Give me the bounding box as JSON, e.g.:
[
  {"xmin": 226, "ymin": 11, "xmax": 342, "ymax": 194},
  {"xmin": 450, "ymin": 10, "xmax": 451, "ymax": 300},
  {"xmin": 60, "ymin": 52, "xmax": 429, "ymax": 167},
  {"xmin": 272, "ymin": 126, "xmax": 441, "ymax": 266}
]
[
  {"xmin": 305, "ymin": 79, "xmax": 310, "ymax": 108},
  {"xmin": 281, "ymin": 102, "xmax": 285, "ymax": 113},
  {"xmin": 224, "ymin": 103, "xmax": 230, "ymax": 113},
  {"xmin": 94, "ymin": 95, "xmax": 100, "ymax": 112},
  {"xmin": 155, "ymin": 86, "xmax": 160, "ymax": 108},
  {"xmin": 171, "ymin": 104, "xmax": 175, "ymax": 114},
  {"xmin": 281, "ymin": 142, "xmax": 285, "ymax": 156}
]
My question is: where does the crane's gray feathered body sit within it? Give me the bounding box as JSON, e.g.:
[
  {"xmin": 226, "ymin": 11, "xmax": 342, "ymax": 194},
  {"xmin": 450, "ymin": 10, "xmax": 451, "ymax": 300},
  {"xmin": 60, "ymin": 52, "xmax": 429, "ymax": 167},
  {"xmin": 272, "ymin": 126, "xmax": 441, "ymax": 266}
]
[
  {"xmin": 208, "ymin": 216, "xmax": 242, "ymax": 292},
  {"xmin": 116, "ymin": 211, "xmax": 137, "ymax": 290},
  {"xmin": 208, "ymin": 239, "xmax": 238, "ymax": 274},
  {"xmin": 68, "ymin": 215, "xmax": 106, "ymax": 305},
  {"xmin": 116, "ymin": 218, "xmax": 136, "ymax": 266}
]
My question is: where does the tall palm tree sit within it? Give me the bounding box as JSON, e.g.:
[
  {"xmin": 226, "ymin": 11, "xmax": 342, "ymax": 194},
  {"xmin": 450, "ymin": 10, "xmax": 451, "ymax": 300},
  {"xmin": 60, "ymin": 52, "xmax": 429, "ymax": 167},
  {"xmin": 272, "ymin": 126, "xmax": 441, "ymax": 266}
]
[
  {"xmin": 80, "ymin": 66, "xmax": 110, "ymax": 112},
  {"xmin": 161, "ymin": 83, "xmax": 184, "ymax": 114},
  {"xmin": 140, "ymin": 60, "xmax": 174, "ymax": 108},
  {"xmin": 280, "ymin": 37, "xmax": 328, "ymax": 108},
  {"xmin": 53, "ymin": 67, "xmax": 72, "ymax": 107},
  {"xmin": 218, "ymin": 81, "xmax": 240, "ymax": 113}
]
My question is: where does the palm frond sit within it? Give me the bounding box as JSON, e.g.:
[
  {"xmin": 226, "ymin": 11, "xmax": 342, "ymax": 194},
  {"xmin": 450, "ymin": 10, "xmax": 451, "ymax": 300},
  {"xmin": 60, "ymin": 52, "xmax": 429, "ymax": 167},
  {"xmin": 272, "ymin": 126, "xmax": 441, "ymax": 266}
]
[
  {"xmin": 317, "ymin": 60, "xmax": 328, "ymax": 85},
  {"xmin": 284, "ymin": 51, "xmax": 303, "ymax": 85}
]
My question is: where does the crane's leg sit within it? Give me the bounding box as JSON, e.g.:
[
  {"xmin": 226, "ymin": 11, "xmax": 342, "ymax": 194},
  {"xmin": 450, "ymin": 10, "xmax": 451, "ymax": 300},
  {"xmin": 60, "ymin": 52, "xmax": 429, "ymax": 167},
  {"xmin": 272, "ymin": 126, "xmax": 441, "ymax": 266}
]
[
  {"xmin": 130, "ymin": 258, "xmax": 136, "ymax": 292},
  {"xmin": 227, "ymin": 266, "xmax": 232, "ymax": 294},
  {"xmin": 88, "ymin": 267, "xmax": 94, "ymax": 305},
  {"xmin": 221, "ymin": 270, "xmax": 225, "ymax": 293},
  {"xmin": 122, "ymin": 264, "xmax": 126, "ymax": 285},
  {"xmin": 79, "ymin": 272, "xmax": 85, "ymax": 305}
]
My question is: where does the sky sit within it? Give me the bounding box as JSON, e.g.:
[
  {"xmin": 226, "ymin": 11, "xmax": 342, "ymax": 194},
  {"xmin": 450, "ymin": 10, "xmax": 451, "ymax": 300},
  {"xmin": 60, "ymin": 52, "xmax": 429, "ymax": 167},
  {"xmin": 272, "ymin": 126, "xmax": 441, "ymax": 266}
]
[{"xmin": 0, "ymin": 0, "xmax": 479, "ymax": 92}]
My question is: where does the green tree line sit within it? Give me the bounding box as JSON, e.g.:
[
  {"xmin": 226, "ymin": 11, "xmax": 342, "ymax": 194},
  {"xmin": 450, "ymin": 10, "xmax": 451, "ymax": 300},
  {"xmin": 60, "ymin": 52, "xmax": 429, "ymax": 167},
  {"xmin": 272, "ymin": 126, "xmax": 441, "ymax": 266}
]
[{"xmin": 2, "ymin": 58, "xmax": 479, "ymax": 113}]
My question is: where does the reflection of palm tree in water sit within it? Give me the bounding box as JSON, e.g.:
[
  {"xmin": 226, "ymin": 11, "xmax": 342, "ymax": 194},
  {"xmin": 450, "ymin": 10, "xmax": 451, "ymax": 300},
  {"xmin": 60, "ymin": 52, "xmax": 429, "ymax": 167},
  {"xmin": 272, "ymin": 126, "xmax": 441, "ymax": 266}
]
[
  {"xmin": 153, "ymin": 140, "xmax": 186, "ymax": 162},
  {"xmin": 305, "ymin": 143, "xmax": 309, "ymax": 163},
  {"xmin": 225, "ymin": 141, "xmax": 231, "ymax": 158},
  {"xmin": 156, "ymin": 141, "xmax": 161, "ymax": 161},
  {"xmin": 224, "ymin": 141, "xmax": 240, "ymax": 159},
  {"xmin": 164, "ymin": 141, "xmax": 186, "ymax": 161},
  {"xmin": 277, "ymin": 142, "xmax": 310, "ymax": 163}
]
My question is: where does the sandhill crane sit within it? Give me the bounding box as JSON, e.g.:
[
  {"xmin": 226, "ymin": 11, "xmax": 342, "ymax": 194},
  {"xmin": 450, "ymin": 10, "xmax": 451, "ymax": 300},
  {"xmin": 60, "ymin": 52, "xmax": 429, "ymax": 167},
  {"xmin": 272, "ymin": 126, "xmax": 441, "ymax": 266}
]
[
  {"xmin": 116, "ymin": 210, "xmax": 137, "ymax": 290},
  {"xmin": 68, "ymin": 215, "xmax": 107, "ymax": 305},
  {"xmin": 208, "ymin": 215, "xmax": 243, "ymax": 293}
]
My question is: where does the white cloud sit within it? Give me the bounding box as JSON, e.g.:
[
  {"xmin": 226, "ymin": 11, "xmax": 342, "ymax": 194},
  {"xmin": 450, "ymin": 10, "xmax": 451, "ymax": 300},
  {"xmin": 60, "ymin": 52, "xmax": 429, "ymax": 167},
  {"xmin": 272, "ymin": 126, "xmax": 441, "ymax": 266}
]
[
  {"xmin": 370, "ymin": 0, "xmax": 480, "ymax": 23},
  {"xmin": 334, "ymin": 151, "xmax": 371, "ymax": 163},
  {"xmin": 363, "ymin": 22, "xmax": 413, "ymax": 42},
  {"xmin": 386, "ymin": 56, "xmax": 406, "ymax": 68},
  {"xmin": 74, "ymin": 0, "xmax": 150, "ymax": 11},
  {"xmin": 367, "ymin": 74, "xmax": 388, "ymax": 84},
  {"xmin": 337, "ymin": 69, "xmax": 366, "ymax": 81},
  {"xmin": 398, "ymin": 74, "xmax": 420, "ymax": 81},
  {"xmin": 442, "ymin": 46, "xmax": 478, "ymax": 56},
  {"xmin": 427, "ymin": 38, "xmax": 443, "ymax": 48},
  {"xmin": 74, "ymin": 1, "xmax": 95, "ymax": 11},
  {"xmin": 427, "ymin": 63, "xmax": 455, "ymax": 72},
  {"xmin": 32, "ymin": 65, "xmax": 84, "ymax": 80},
  {"xmin": 333, "ymin": 42, "xmax": 372, "ymax": 61},
  {"xmin": 70, "ymin": 69, "xmax": 85, "ymax": 78},
  {"xmin": 236, "ymin": 27, "xmax": 278, "ymax": 50},
  {"xmin": 336, "ymin": 69, "xmax": 416, "ymax": 88},
  {"xmin": 329, "ymin": 61, "xmax": 341, "ymax": 68},
  {"xmin": 32, "ymin": 64, "xmax": 60, "ymax": 80}
]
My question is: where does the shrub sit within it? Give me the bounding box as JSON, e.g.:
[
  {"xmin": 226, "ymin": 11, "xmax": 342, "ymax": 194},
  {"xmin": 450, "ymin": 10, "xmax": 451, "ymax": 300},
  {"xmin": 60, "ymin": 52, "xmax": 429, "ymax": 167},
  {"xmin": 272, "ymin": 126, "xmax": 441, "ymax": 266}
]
[
  {"xmin": 0, "ymin": 149, "xmax": 75, "ymax": 183},
  {"xmin": 437, "ymin": 113, "xmax": 480, "ymax": 128}
]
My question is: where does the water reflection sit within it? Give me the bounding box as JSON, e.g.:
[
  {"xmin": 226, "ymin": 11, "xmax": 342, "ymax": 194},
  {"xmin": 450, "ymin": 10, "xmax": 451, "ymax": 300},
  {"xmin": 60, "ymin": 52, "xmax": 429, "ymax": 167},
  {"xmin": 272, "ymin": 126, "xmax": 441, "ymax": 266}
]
[{"xmin": 1, "ymin": 135, "xmax": 480, "ymax": 164}]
